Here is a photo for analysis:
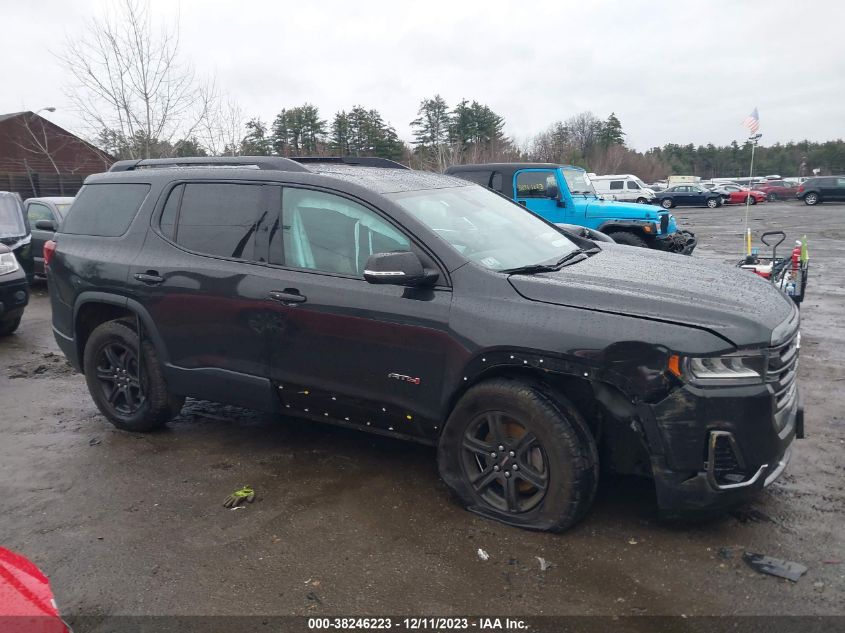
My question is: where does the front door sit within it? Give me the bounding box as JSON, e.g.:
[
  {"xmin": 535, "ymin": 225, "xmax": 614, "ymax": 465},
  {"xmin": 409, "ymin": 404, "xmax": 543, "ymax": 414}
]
[
  {"xmin": 25, "ymin": 201, "xmax": 57, "ymax": 275},
  {"xmin": 513, "ymin": 169, "xmax": 564, "ymax": 223},
  {"xmin": 262, "ymin": 186, "xmax": 454, "ymax": 440}
]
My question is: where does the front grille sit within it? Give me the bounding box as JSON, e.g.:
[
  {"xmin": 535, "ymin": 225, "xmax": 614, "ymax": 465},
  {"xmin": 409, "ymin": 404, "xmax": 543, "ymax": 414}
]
[{"xmin": 767, "ymin": 331, "xmax": 799, "ymax": 427}]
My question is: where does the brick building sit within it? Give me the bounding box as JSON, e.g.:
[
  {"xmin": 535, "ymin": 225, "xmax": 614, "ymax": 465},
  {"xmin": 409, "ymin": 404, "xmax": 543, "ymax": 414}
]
[{"xmin": 0, "ymin": 111, "xmax": 113, "ymax": 198}]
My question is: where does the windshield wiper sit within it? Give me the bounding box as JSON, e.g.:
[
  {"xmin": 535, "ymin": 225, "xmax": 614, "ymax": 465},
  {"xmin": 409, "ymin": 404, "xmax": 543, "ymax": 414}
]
[
  {"xmin": 502, "ymin": 247, "xmax": 600, "ymax": 275},
  {"xmin": 555, "ymin": 246, "xmax": 601, "ymax": 268},
  {"xmin": 500, "ymin": 263, "xmax": 560, "ymax": 275}
]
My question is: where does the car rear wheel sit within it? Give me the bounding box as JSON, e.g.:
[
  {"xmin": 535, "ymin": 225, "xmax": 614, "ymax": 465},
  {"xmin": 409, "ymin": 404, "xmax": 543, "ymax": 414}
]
[
  {"xmin": 660, "ymin": 198, "xmax": 674, "ymax": 209},
  {"xmin": 83, "ymin": 320, "xmax": 184, "ymax": 432},
  {"xmin": 803, "ymin": 192, "xmax": 819, "ymax": 205},
  {"xmin": 767, "ymin": 193, "xmax": 778, "ymax": 202},
  {"xmin": 0, "ymin": 317, "xmax": 21, "ymax": 336},
  {"xmin": 606, "ymin": 231, "xmax": 648, "ymax": 248},
  {"xmin": 438, "ymin": 378, "xmax": 598, "ymax": 532},
  {"xmin": 706, "ymin": 198, "xmax": 719, "ymax": 208},
  {"xmin": 636, "ymin": 197, "xmax": 648, "ymax": 204}
]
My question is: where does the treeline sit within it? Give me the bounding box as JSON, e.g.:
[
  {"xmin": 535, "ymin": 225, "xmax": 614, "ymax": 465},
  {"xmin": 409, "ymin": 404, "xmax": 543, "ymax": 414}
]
[{"xmin": 96, "ymin": 97, "xmax": 845, "ymax": 181}]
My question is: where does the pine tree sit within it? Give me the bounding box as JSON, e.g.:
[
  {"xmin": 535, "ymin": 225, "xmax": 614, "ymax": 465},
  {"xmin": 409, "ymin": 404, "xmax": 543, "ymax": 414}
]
[
  {"xmin": 598, "ymin": 112, "xmax": 626, "ymax": 148},
  {"xmin": 240, "ymin": 118, "xmax": 271, "ymax": 155}
]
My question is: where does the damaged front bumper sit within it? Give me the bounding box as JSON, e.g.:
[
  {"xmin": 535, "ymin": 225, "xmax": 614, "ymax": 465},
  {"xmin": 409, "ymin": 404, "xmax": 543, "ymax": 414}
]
[
  {"xmin": 653, "ymin": 229, "xmax": 697, "ymax": 255},
  {"xmin": 644, "ymin": 380, "xmax": 802, "ymax": 516}
]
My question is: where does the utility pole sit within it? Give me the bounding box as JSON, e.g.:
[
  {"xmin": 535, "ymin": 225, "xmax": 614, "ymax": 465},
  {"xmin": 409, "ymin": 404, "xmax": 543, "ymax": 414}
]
[{"xmin": 743, "ymin": 133, "xmax": 762, "ymax": 255}]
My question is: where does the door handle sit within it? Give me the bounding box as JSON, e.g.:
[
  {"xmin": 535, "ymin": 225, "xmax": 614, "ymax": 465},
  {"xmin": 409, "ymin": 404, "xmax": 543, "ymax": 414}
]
[
  {"xmin": 268, "ymin": 289, "xmax": 307, "ymax": 304},
  {"xmin": 134, "ymin": 271, "xmax": 164, "ymax": 285}
]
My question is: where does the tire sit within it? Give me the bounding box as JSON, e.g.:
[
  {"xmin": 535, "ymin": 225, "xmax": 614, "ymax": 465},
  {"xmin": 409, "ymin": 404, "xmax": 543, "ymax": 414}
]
[
  {"xmin": 0, "ymin": 317, "xmax": 21, "ymax": 336},
  {"xmin": 767, "ymin": 193, "xmax": 778, "ymax": 202},
  {"xmin": 83, "ymin": 320, "xmax": 184, "ymax": 432},
  {"xmin": 437, "ymin": 378, "xmax": 599, "ymax": 532},
  {"xmin": 706, "ymin": 197, "xmax": 719, "ymax": 208},
  {"xmin": 606, "ymin": 231, "xmax": 648, "ymax": 248},
  {"xmin": 660, "ymin": 198, "xmax": 674, "ymax": 209},
  {"xmin": 803, "ymin": 192, "xmax": 819, "ymax": 206},
  {"xmin": 747, "ymin": 196, "xmax": 757, "ymax": 205},
  {"xmin": 636, "ymin": 197, "xmax": 648, "ymax": 204}
]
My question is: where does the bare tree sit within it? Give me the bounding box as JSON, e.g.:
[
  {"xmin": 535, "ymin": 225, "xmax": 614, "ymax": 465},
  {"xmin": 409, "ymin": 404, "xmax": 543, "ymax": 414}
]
[
  {"xmin": 59, "ymin": 0, "xmax": 212, "ymax": 159},
  {"xmin": 12, "ymin": 113, "xmax": 71, "ymax": 175},
  {"xmin": 197, "ymin": 91, "xmax": 245, "ymax": 156}
]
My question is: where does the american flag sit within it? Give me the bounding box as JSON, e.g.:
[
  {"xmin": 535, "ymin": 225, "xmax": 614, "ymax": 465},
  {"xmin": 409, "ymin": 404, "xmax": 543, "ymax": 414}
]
[{"xmin": 742, "ymin": 107, "xmax": 760, "ymax": 134}]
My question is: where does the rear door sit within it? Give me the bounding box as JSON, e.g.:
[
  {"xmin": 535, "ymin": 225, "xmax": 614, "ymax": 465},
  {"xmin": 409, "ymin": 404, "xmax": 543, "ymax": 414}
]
[
  {"xmin": 261, "ymin": 185, "xmax": 454, "ymax": 438},
  {"xmin": 25, "ymin": 201, "xmax": 57, "ymax": 275},
  {"xmin": 129, "ymin": 180, "xmax": 279, "ymax": 407},
  {"xmin": 513, "ymin": 169, "xmax": 564, "ymax": 222},
  {"xmin": 835, "ymin": 178, "xmax": 845, "ymax": 201}
]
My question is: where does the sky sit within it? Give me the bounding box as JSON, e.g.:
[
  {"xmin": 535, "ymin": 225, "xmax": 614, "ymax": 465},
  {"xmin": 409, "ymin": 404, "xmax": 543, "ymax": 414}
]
[{"xmin": 2, "ymin": 0, "xmax": 844, "ymax": 152}]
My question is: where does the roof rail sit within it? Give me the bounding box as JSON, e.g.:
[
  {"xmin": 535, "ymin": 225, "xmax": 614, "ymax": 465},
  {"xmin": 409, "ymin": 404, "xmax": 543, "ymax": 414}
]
[
  {"xmin": 108, "ymin": 156, "xmax": 310, "ymax": 173},
  {"xmin": 292, "ymin": 156, "xmax": 410, "ymax": 170}
]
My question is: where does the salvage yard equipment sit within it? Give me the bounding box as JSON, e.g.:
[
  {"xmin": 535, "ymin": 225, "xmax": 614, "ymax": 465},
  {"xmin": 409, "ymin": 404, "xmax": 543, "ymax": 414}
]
[{"xmin": 739, "ymin": 230, "xmax": 809, "ymax": 306}]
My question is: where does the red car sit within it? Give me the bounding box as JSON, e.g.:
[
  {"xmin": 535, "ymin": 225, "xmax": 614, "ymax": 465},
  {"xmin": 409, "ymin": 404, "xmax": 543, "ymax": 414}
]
[
  {"xmin": 716, "ymin": 184, "xmax": 767, "ymax": 205},
  {"xmin": 753, "ymin": 180, "xmax": 799, "ymax": 201}
]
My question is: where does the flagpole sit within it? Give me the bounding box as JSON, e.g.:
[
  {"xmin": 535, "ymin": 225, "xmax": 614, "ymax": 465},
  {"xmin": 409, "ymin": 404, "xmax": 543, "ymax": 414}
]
[{"xmin": 743, "ymin": 132, "xmax": 761, "ymax": 256}]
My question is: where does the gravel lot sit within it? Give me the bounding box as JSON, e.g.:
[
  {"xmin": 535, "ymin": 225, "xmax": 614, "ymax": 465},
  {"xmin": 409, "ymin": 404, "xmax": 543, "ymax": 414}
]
[{"xmin": 0, "ymin": 200, "xmax": 842, "ymax": 620}]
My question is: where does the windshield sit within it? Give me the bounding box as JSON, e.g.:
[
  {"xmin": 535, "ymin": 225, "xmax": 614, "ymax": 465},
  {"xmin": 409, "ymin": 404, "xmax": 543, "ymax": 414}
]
[
  {"xmin": 561, "ymin": 169, "xmax": 596, "ymax": 196},
  {"xmin": 387, "ymin": 186, "xmax": 578, "ymax": 272},
  {"xmin": 0, "ymin": 194, "xmax": 26, "ymax": 238}
]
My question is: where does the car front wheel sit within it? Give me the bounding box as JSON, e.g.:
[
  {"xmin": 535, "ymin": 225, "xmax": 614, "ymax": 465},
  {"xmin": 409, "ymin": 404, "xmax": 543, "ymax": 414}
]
[
  {"xmin": 803, "ymin": 192, "xmax": 819, "ymax": 205},
  {"xmin": 747, "ymin": 196, "xmax": 757, "ymax": 205},
  {"xmin": 661, "ymin": 198, "xmax": 674, "ymax": 209},
  {"xmin": 438, "ymin": 378, "xmax": 598, "ymax": 532},
  {"xmin": 706, "ymin": 198, "xmax": 720, "ymax": 208},
  {"xmin": 83, "ymin": 319, "xmax": 184, "ymax": 432},
  {"xmin": 0, "ymin": 317, "xmax": 21, "ymax": 336}
]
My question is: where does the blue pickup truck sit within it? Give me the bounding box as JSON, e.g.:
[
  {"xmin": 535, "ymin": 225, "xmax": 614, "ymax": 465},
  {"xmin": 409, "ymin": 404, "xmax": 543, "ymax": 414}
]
[{"xmin": 445, "ymin": 163, "xmax": 696, "ymax": 254}]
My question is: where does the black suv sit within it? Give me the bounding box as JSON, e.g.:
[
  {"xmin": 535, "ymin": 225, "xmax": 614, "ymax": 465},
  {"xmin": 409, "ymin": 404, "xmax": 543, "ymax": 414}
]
[
  {"xmin": 797, "ymin": 176, "xmax": 845, "ymax": 205},
  {"xmin": 47, "ymin": 156, "xmax": 803, "ymax": 531}
]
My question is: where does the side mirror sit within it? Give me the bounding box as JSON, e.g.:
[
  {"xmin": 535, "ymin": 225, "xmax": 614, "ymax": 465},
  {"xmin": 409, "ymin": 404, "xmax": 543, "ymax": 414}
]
[
  {"xmin": 363, "ymin": 251, "xmax": 438, "ymax": 287},
  {"xmin": 35, "ymin": 219, "xmax": 56, "ymax": 231},
  {"xmin": 545, "ymin": 185, "xmax": 565, "ymax": 207}
]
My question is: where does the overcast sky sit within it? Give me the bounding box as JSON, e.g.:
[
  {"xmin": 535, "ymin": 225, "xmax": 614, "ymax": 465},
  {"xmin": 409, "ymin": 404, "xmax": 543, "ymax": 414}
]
[{"xmin": 2, "ymin": 0, "xmax": 843, "ymax": 151}]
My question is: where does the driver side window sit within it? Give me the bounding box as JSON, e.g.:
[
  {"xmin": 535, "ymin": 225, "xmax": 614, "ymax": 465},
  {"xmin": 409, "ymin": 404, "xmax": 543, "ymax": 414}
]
[
  {"xmin": 280, "ymin": 188, "xmax": 410, "ymax": 277},
  {"xmin": 516, "ymin": 171, "xmax": 556, "ymax": 198}
]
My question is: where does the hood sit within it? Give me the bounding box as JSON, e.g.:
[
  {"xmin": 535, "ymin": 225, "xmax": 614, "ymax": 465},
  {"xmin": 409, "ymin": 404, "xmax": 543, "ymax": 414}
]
[
  {"xmin": 508, "ymin": 244, "xmax": 796, "ymax": 347},
  {"xmin": 584, "ymin": 197, "xmax": 663, "ymax": 221}
]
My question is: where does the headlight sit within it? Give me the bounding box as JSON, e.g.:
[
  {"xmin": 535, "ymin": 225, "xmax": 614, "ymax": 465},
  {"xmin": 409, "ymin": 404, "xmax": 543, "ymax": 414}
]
[
  {"xmin": 0, "ymin": 251, "xmax": 20, "ymax": 276},
  {"xmin": 668, "ymin": 353, "xmax": 766, "ymax": 386}
]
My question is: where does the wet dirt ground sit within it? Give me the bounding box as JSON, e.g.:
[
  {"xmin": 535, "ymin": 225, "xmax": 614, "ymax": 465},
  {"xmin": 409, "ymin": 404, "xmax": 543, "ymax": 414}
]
[{"xmin": 0, "ymin": 201, "xmax": 843, "ymax": 620}]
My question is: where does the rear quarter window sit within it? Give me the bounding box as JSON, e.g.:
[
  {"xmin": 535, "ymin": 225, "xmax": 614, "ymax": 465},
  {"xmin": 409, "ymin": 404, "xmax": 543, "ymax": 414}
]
[{"xmin": 61, "ymin": 184, "xmax": 150, "ymax": 236}]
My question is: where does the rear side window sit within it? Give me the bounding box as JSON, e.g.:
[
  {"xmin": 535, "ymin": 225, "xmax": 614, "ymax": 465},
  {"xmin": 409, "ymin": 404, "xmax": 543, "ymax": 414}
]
[
  {"xmin": 61, "ymin": 184, "xmax": 150, "ymax": 236},
  {"xmin": 174, "ymin": 183, "xmax": 264, "ymax": 260},
  {"xmin": 609, "ymin": 180, "xmax": 624, "ymax": 190}
]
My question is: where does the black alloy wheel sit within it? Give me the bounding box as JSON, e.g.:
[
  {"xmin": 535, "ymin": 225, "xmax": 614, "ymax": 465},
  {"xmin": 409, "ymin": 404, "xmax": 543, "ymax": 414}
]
[
  {"xmin": 94, "ymin": 341, "xmax": 146, "ymax": 415},
  {"xmin": 461, "ymin": 411, "xmax": 549, "ymax": 513}
]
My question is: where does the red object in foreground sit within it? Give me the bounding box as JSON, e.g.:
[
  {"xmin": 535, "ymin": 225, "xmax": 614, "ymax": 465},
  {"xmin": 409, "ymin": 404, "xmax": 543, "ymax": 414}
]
[{"xmin": 0, "ymin": 547, "xmax": 69, "ymax": 633}]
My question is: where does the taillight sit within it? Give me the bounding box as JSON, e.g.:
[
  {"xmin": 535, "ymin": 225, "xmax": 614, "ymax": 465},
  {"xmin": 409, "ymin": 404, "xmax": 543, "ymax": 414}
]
[
  {"xmin": 43, "ymin": 240, "xmax": 57, "ymax": 267},
  {"xmin": 797, "ymin": 184, "xmax": 805, "ymax": 193}
]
